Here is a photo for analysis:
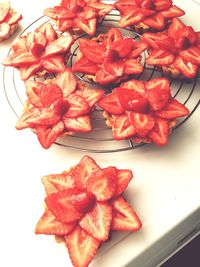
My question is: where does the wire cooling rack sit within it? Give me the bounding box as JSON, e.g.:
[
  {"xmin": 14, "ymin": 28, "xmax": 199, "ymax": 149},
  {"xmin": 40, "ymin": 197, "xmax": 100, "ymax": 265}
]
[{"xmin": 3, "ymin": 14, "xmax": 200, "ymax": 153}]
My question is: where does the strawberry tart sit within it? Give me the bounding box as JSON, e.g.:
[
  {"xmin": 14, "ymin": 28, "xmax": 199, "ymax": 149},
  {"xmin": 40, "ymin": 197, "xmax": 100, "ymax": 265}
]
[
  {"xmin": 72, "ymin": 27, "xmax": 147, "ymax": 86},
  {"xmin": 142, "ymin": 18, "xmax": 200, "ymax": 79},
  {"xmin": 35, "ymin": 155, "xmax": 142, "ymax": 267},
  {"xmin": 98, "ymin": 77, "xmax": 189, "ymax": 146},
  {"xmin": 2, "ymin": 22, "xmax": 73, "ymax": 80},
  {"xmin": 15, "ymin": 69, "xmax": 104, "ymax": 149},
  {"xmin": 115, "ymin": 0, "xmax": 185, "ymax": 33},
  {"xmin": 0, "ymin": 1, "xmax": 22, "ymax": 41},
  {"xmin": 44, "ymin": 0, "xmax": 114, "ymax": 36}
]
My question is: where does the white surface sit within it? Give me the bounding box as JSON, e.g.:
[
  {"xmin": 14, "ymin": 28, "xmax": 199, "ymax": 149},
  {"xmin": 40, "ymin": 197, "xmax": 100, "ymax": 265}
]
[{"xmin": 0, "ymin": 1, "xmax": 200, "ymax": 267}]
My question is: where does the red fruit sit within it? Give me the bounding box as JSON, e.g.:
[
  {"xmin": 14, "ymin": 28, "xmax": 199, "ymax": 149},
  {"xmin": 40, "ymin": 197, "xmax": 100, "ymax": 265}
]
[
  {"xmin": 72, "ymin": 191, "xmax": 96, "ymax": 214},
  {"xmin": 145, "ymin": 77, "xmax": 170, "ymax": 91},
  {"xmin": 120, "ymin": 79, "xmax": 146, "ymax": 95},
  {"xmin": 123, "ymin": 59, "xmax": 144, "ymax": 75},
  {"xmin": 42, "ymin": 55, "xmax": 66, "ymax": 73},
  {"xmin": 147, "ymin": 88, "xmax": 171, "ymax": 111},
  {"xmin": 129, "ymin": 41, "xmax": 148, "ymax": 58},
  {"xmin": 56, "ymin": 70, "xmax": 77, "ymax": 97},
  {"xmin": 2, "ymin": 52, "xmax": 38, "ymax": 67},
  {"xmin": 72, "ymin": 155, "xmax": 101, "ymax": 189},
  {"xmin": 19, "ymin": 62, "xmax": 43, "ymax": 81},
  {"xmin": 103, "ymin": 56, "xmax": 125, "ymax": 77},
  {"xmin": 168, "ymin": 18, "xmax": 185, "ymax": 38},
  {"xmin": 113, "ymin": 114, "xmax": 136, "ymax": 140},
  {"xmin": 179, "ymin": 46, "xmax": 200, "ymax": 65},
  {"xmin": 39, "ymin": 83, "xmax": 63, "ymax": 108},
  {"xmin": 114, "ymin": 169, "xmax": 133, "ymax": 197},
  {"xmin": 25, "ymin": 80, "xmax": 43, "ymax": 108},
  {"xmin": 129, "ymin": 112, "xmax": 155, "ymax": 137},
  {"xmin": 110, "ymin": 38, "xmax": 134, "ymax": 58},
  {"xmin": 136, "ymin": 0, "xmax": 153, "ymax": 9},
  {"xmin": 116, "ymin": 87, "xmax": 149, "ymax": 113},
  {"xmin": 160, "ymin": 5, "xmax": 185, "ymax": 18},
  {"xmin": 53, "ymin": 99, "xmax": 70, "ymax": 116},
  {"xmin": 153, "ymin": 0, "xmax": 172, "ymax": 11},
  {"xmin": 74, "ymin": 17, "xmax": 96, "ymax": 36},
  {"xmin": 44, "ymin": 6, "xmax": 76, "ymax": 19},
  {"xmin": 143, "ymin": 13, "xmax": 165, "ymax": 30},
  {"xmin": 106, "ymin": 27, "xmax": 123, "ymax": 47},
  {"xmin": 146, "ymin": 49, "xmax": 175, "ymax": 65},
  {"xmin": 5, "ymin": 10, "xmax": 22, "ymax": 26},
  {"xmin": 65, "ymin": 94, "xmax": 90, "ymax": 118},
  {"xmin": 79, "ymin": 202, "xmax": 113, "ymax": 241},
  {"xmin": 65, "ymin": 225, "xmax": 101, "ymax": 267},
  {"xmin": 149, "ymin": 118, "xmax": 169, "ymax": 146},
  {"xmin": 0, "ymin": 1, "xmax": 10, "ymax": 22},
  {"xmin": 111, "ymin": 196, "xmax": 142, "ymax": 231},
  {"xmin": 36, "ymin": 23, "xmax": 57, "ymax": 42},
  {"xmin": 155, "ymin": 99, "xmax": 189, "ymax": 119},
  {"xmin": 95, "ymin": 69, "xmax": 118, "ymax": 86},
  {"xmin": 79, "ymin": 40, "xmax": 105, "ymax": 64},
  {"xmin": 174, "ymin": 56, "xmax": 198, "ymax": 78},
  {"xmin": 35, "ymin": 209, "xmax": 76, "ymax": 235},
  {"xmin": 63, "ymin": 115, "xmax": 92, "ymax": 132},
  {"xmin": 73, "ymin": 56, "xmax": 99, "ymax": 75},
  {"xmin": 142, "ymin": 32, "xmax": 169, "ymax": 50},
  {"xmin": 89, "ymin": 2, "xmax": 114, "ymax": 17},
  {"xmin": 98, "ymin": 91, "xmax": 124, "ymax": 115},
  {"xmin": 15, "ymin": 108, "xmax": 40, "ymax": 130},
  {"xmin": 30, "ymin": 43, "xmax": 46, "ymax": 56},
  {"xmin": 76, "ymin": 87, "xmax": 104, "ymax": 108},
  {"xmin": 85, "ymin": 167, "xmax": 117, "ymax": 201}
]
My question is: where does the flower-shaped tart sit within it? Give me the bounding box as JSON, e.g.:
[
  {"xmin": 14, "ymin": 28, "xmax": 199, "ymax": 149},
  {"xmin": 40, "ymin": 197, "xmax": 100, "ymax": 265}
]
[
  {"xmin": 0, "ymin": 1, "xmax": 22, "ymax": 41},
  {"xmin": 98, "ymin": 77, "xmax": 189, "ymax": 146},
  {"xmin": 115, "ymin": 0, "xmax": 185, "ymax": 32},
  {"xmin": 44, "ymin": 0, "xmax": 114, "ymax": 36},
  {"xmin": 2, "ymin": 22, "xmax": 73, "ymax": 80},
  {"xmin": 142, "ymin": 18, "xmax": 200, "ymax": 79},
  {"xmin": 15, "ymin": 69, "xmax": 104, "ymax": 149},
  {"xmin": 35, "ymin": 155, "xmax": 141, "ymax": 267},
  {"xmin": 72, "ymin": 27, "xmax": 147, "ymax": 86}
]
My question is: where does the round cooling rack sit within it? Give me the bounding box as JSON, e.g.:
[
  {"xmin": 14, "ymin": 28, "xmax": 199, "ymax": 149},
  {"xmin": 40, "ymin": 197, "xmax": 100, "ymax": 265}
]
[{"xmin": 3, "ymin": 13, "xmax": 200, "ymax": 153}]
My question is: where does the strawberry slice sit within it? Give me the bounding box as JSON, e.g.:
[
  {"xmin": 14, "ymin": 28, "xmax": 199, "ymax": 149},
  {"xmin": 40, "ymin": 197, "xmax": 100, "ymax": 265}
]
[
  {"xmin": 76, "ymin": 87, "xmax": 104, "ymax": 108},
  {"xmin": 153, "ymin": 0, "xmax": 172, "ymax": 11},
  {"xmin": 73, "ymin": 56, "xmax": 99, "ymax": 75},
  {"xmin": 145, "ymin": 77, "xmax": 170, "ymax": 91},
  {"xmin": 113, "ymin": 169, "xmax": 133, "ymax": 197},
  {"xmin": 42, "ymin": 55, "xmax": 66, "ymax": 73},
  {"xmin": 27, "ymin": 32, "xmax": 47, "ymax": 56},
  {"xmin": 58, "ymin": 18, "xmax": 74, "ymax": 32},
  {"xmin": 146, "ymin": 49, "xmax": 175, "ymax": 65},
  {"xmin": 146, "ymin": 88, "xmax": 171, "ymax": 111},
  {"xmin": 44, "ymin": 6, "xmax": 76, "ymax": 19},
  {"xmin": 79, "ymin": 39, "xmax": 105, "ymax": 64},
  {"xmin": 102, "ymin": 58, "xmax": 125, "ymax": 77},
  {"xmin": 89, "ymin": 2, "xmax": 114, "ymax": 17},
  {"xmin": 113, "ymin": 114, "xmax": 136, "ymax": 140},
  {"xmin": 35, "ymin": 209, "xmax": 76, "ymax": 235},
  {"xmin": 110, "ymin": 38, "xmax": 134, "ymax": 58},
  {"xmin": 15, "ymin": 108, "xmax": 40, "ymax": 130},
  {"xmin": 123, "ymin": 59, "xmax": 144, "ymax": 75},
  {"xmin": 20, "ymin": 62, "xmax": 43, "ymax": 80},
  {"xmin": 0, "ymin": 22, "xmax": 10, "ymax": 40},
  {"xmin": 5, "ymin": 10, "xmax": 23, "ymax": 26},
  {"xmin": 179, "ymin": 46, "xmax": 200, "ymax": 65},
  {"xmin": 56, "ymin": 70, "xmax": 77, "ymax": 97},
  {"xmin": 78, "ymin": 6, "xmax": 96, "ymax": 20},
  {"xmin": 3, "ymin": 52, "xmax": 38, "ymax": 67},
  {"xmin": 130, "ymin": 112, "xmax": 155, "ymax": 137},
  {"xmin": 72, "ymin": 155, "xmax": 101, "ymax": 190},
  {"xmin": 41, "ymin": 173, "xmax": 75, "ymax": 195},
  {"xmin": 106, "ymin": 27, "xmax": 123, "ymax": 45},
  {"xmin": 155, "ymin": 99, "xmax": 189, "ymax": 119},
  {"xmin": 168, "ymin": 18, "xmax": 185, "ymax": 38},
  {"xmin": 36, "ymin": 121, "xmax": 65, "ymax": 149},
  {"xmin": 79, "ymin": 202, "xmax": 113, "ymax": 241},
  {"xmin": 128, "ymin": 41, "xmax": 148, "ymax": 58},
  {"xmin": 98, "ymin": 91, "xmax": 124, "ymax": 115},
  {"xmin": 111, "ymin": 196, "xmax": 142, "ymax": 231},
  {"xmin": 136, "ymin": 0, "xmax": 153, "ymax": 9},
  {"xmin": 85, "ymin": 167, "xmax": 117, "ymax": 201},
  {"xmin": 74, "ymin": 17, "xmax": 96, "ymax": 36},
  {"xmin": 142, "ymin": 32, "xmax": 169, "ymax": 50},
  {"xmin": 160, "ymin": 5, "xmax": 185, "ymax": 18},
  {"xmin": 63, "ymin": 115, "xmax": 92, "ymax": 133},
  {"xmin": 65, "ymin": 225, "xmax": 101, "ymax": 267},
  {"xmin": 95, "ymin": 69, "xmax": 118, "ymax": 86},
  {"xmin": 0, "ymin": 1, "xmax": 10, "ymax": 22},
  {"xmin": 36, "ymin": 23, "xmax": 57, "ymax": 42},
  {"xmin": 120, "ymin": 79, "xmax": 146, "ymax": 95},
  {"xmin": 25, "ymin": 80, "xmax": 43, "ymax": 108},
  {"xmin": 143, "ymin": 13, "xmax": 165, "ymax": 30},
  {"xmin": 65, "ymin": 94, "xmax": 90, "ymax": 118},
  {"xmin": 39, "ymin": 83, "xmax": 63, "ymax": 108},
  {"xmin": 149, "ymin": 118, "xmax": 169, "ymax": 146},
  {"xmin": 174, "ymin": 56, "xmax": 198, "ymax": 78}
]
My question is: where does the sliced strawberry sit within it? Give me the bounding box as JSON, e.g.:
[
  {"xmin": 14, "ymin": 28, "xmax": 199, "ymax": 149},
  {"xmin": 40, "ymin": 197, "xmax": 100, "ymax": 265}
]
[
  {"xmin": 89, "ymin": 2, "xmax": 114, "ymax": 17},
  {"xmin": 110, "ymin": 38, "xmax": 134, "ymax": 58},
  {"xmin": 36, "ymin": 23, "xmax": 57, "ymax": 42},
  {"xmin": 53, "ymin": 100, "xmax": 70, "ymax": 117},
  {"xmin": 19, "ymin": 62, "xmax": 42, "ymax": 80},
  {"xmin": 79, "ymin": 202, "xmax": 112, "ymax": 241},
  {"xmin": 41, "ymin": 173, "xmax": 75, "ymax": 195},
  {"xmin": 128, "ymin": 41, "xmax": 148, "ymax": 58},
  {"xmin": 78, "ymin": 6, "xmax": 96, "ymax": 20},
  {"xmin": 79, "ymin": 39, "xmax": 105, "ymax": 64},
  {"xmin": 146, "ymin": 49, "xmax": 175, "ymax": 65},
  {"xmin": 168, "ymin": 18, "xmax": 185, "ymax": 38},
  {"xmin": 6, "ymin": 10, "xmax": 22, "ymax": 26},
  {"xmin": 12, "ymin": 36, "xmax": 27, "ymax": 52},
  {"xmin": 129, "ymin": 112, "xmax": 155, "ymax": 137},
  {"xmin": 72, "ymin": 155, "xmax": 101, "ymax": 190},
  {"xmin": 155, "ymin": 99, "xmax": 189, "ymax": 119},
  {"xmin": 149, "ymin": 118, "xmax": 169, "ymax": 146},
  {"xmin": 113, "ymin": 114, "xmax": 136, "ymax": 140},
  {"xmin": 123, "ymin": 59, "xmax": 144, "ymax": 75},
  {"xmin": 58, "ymin": 18, "xmax": 73, "ymax": 32},
  {"xmin": 147, "ymin": 88, "xmax": 171, "ymax": 111},
  {"xmin": 106, "ymin": 27, "xmax": 123, "ymax": 46},
  {"xmin": 42, "ymin": 55, "xmax": 66, "ymax": 73},
  {"xmin": 36, "ymin": 121, "xmax": 65, "ymax": 149},
  {"xmin": 65, "ymin": 225, "xmax": 101, "ymax": 267},
  {"xmin": 73, "ymin": 192, "xmax": 96, "ymax": 214},
  {"xmin": 174, "ymin": 56, "xmax": 198, "ymax": 78},
  {"xmin": 95, "ymin": 69, "xmax": 118, "ymax": 86},
  {"xmin": 160, "ymin": 5, "xmax": 185, "ymax": 18},
  {"xmin": 56, "ymin": 70, "xmax": 77, "ymax": 97},
  {"xmin": 65, "ymin": 94, "xmax": 90, "ymax": 118},
  {"xmin": 145, "ymin": 77, "xmax": 170, "ymax": 91},
  {"xmin": 74, "ymin": 17, "xmax": 96, "ymax": 36},
  {"xmin": 113, "ymin": 169, "xmax": 133, "ymax": 197},
  {"xmin": 0, "ymin": 1, "xmax": 10, "ymax": 23},
  {"xmin": 143, "ymin": 13, "xmax": 165, "ymax": 30},
  {"xmin": 73, "ymin": 56, "xmax": 99, "ymax": 75},
  {"xmin": 35, "ymin": 209, "xmax": 76, "ymax": 235},
  {"xmin": 2, "ymin": 52, "xmax": 38, "ymax": 67},
  {"xmin": 63, "ymin": 115, "xmax": 92, "ymax": 132},
  {"xmin": 116, "ymin": 87, "xmax": 149, "ymax": 113},
  {"xmin": 153, "ymin": 0, "xmax": 172, "ymax": 11},
  {"xmin": 15, "ymin": 108, "xmax": 40, "ymax": 130},
  {"xmin": 98, "ymin": 91, "xmax": 124, "ymax": 115},
  {"xmin": 44, "ymin": 6, "xmax": 76, "ymax": 19},
  {"xmin": 142, "ymin": 32, "xmax": 169, "ymax": 50},
  {"xmin": 39, "ymin": 83, "xmax": 63, "ymax": 108},
  {"xmin": 102, "ymin": 58, "xmax": 125, "ymax": 77},
  {"xmin": 25, "ymin": 80, "xmax": 43, "ymax": 108},
  {"xmin": 179, "ymin": 46, "xmax": 200, "ymax": 65},
  {"xmin": 120, "ymin": 79, "xmax": 146, "ymax": 95},
  {"xmin": 76, "ymin": 87, "xmax": 104, "ymax": 108},
  {"xmin": 111, "ymin": 196, "xmax": 142, "ymax": 231},
  {"xmin": 85, "ymin": 167, "xmax": 117, "ymax": 201},
  {"xmin": 0, "ymin": 22, "xmax": 10, "ymax": 40},
  {"xmin": 27, "ymin": 32, "xmax": 47, "ymax": 56},
  {"xmin": 136, "ymin": 0, "xmax": 152, "ymax": 9}
]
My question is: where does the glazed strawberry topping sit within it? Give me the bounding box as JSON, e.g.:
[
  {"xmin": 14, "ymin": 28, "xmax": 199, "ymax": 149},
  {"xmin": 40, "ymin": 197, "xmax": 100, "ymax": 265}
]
[
  {"xmin": 44, "ymin": 0, "xmax": 114, "ymax": 36},
  {"xmin": 98, "ymin": 77, "xmax": 189, "ymax": 145},
  {"xmin": 2, "ymin": 23, "xmax": 73, "ymax": 79},
  {"xmin": 35, "ymin": 156, "xmax": 141, "ymax": 267},
  {"xmin": 15, "ymin": 70, "xmax": 104, "ymax": 149},
  {"xmin": 115, "ymin": 0, "xmax": 185, "ymax": 31},
  {"xmin": 73, "ymin": 28, "xmax": 147, "ymax": 86},
  {"xmin": 142, "ymin": 18, "xmax": 200, "ymax": 78}
]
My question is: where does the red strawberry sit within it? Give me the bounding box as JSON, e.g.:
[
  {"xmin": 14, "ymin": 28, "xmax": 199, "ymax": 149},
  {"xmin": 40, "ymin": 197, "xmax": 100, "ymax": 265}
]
[
  {"xmin": 153, "ymin": 0, "xmax": 172, "ymax": 11},
  {"xmin": 73, "ymin": 192, "xmax": 96, "ymax": 214},
  {"xmin": 25, "ymin": 80, "xmax": 43, "ymax": 108},
  {"xmin": 123, "ymin": 59, "xmax": 144, "ymax": 75},
  {"xmin": 76, "ymin": 87, "xmax": 104, "ymax": 108},
  {"xmin": 160, "ymin": 5, "xmax": 185, "ymax": 18},
  {"xmin": 106, "ymin": 27, "xmax": 123, "ymax": 46},
  {"xmin": 179, "ymin": 46, "xmax": 200, "ymax": 65},
  {"xmin": 20, "ymin": 62, "xmax": 42, "ymax": 80},
  {"xmin": 110, "ymin": 38, "xmax": 134, "ymax": 58},
  {"xmin": 146, "ymin": 88, "xmax": 171, "ymax": 111},
  {"xmin": 44, "ymin": 6, "xmax": 76, "ymax": 19},
  {"xmin": 79, "ymin": 202, "xmax": 113, "ymax": 241},
  {"xmin": 72, "ymin": 155, "xmax": 101, "ymax": 189},
  {"xmin": 129, "ymin": 112, "xmax": 155, "ymax": 137},
  {"xmin": 39, "ymin": 83, "xmax": 63, "ymax": 108},
  {"xmin": 65, "ymin": 225, "xmax": 101, "ymax": 267},
  {"xmin": 85, "ymin": 167, "xmax": 117, "ymax": 201},
  {"xmin": 128, "ymin": 41, "xmax": 148, "ymax": 58},
  {"xmin": 146, "ymin": 49, "xmax": 175, "ymax": 65},
  {"xmin": 149, "ymin": 118, "xmax": 169, "ymax": 146},
  {"xmin": 120, "ymin": 79, "xmax": 146, "ymax": 95},
  {"xmin": 142, "ymin": 32, "xmax": 169, "ymax": 50},
  {"xmin": 113, "ymin": 114, "xmax": 136, "ymax": 140},
  {"xmin": 143, "ymin": 13, "xmax": 165, "ymax": 30},
  {"xmin": 5, "ymin": 10, "xmax": 23, "ymax": 26},
  {"xmin": 63, "ymin": 115, "xmax": 92, "ymax": 132},
  {"xmin": 145, "ymin": 77, "xmax": 170, "ymax": 91},
  {"xmin": 15, "ymin": 108, "xmax": 40, "ymax": 130},
  {"xmin": 0, "ymin": 1, "xmax": 10, "ymax": 23},
  {"xmin": 79, "ymin": 40, "xmax": 105, "ymax": 64},
  {"xmin": 74, "ymin": 17, "xmax": 96, "ymax": 36},
  {"xmin": 174, "ymin": 56, "xmax": 198, "ymax": 78},
  {"xmin": 111, "ymin": 196, "xmax": 142, "ymax": 231},
  {"xmin": 3, "ymin": 52, "xmax": 38, "ymax": 67},
  {"xmin": 95, "ymin": 69, "xmax": 118, "ymax": 86},
  {"xmin": 65, "ymin": 94, "xmax": 90, "ymax": 118},
  {"xmin": 103, "ymin": 56, "xmax": 125, "ymax": 77},
  {"xmin": 42, "ymin": 55, "xmax": 66, "ymax": 73},
  {"xmin": 55, "ymin": 70, "xmax": 77, "ymax": 97},
  {"xmin": 155, "ymin": 99, "xmax": 189, "ymax": 119},
  {"xmin": 89, "ymin": 2, "xmax": 114, "ymax": 17},
  {"xmin": 36, "ymin": 23, "xmax": 57, "ymax": 42},
  {"xmin": 73, "ymin": 56, "xmax": 99, "ymax": 75},
  {"xmin": 168, "ymin": 18, "xmax": 185, "ymax": 38},
  {"xmin": 98, "ymin": 91, "xmax": 124, "ymax": 115},
  {"xmin": 35, "ymin": 209, "xmax": 76, "ymax": 235},
  {"xmin": 114, "ymin": 169, "xmax": 133, "ymax": 197}
]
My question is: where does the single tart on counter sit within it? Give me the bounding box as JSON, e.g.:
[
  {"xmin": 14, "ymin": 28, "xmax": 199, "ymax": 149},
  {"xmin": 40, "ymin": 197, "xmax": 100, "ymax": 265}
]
[
  {"xmin": 98, "ymin": 77, "xmax": 189, "ymax": 146},
  {"xmin": 0, "ymin": 1, "xmax": 22, "ymax": 41},
  {"xmin": 35, "ymin": 155, "xmax": 142, "ymax": 267},
  {"xmin": 2, "ymin": 22, "xmax": 73, "ymax": 80},
  {"xmin": 72, "ymin": 27, "xmax": 147, "ymax": 86},
  {"xmin": 15, "ymin": 69, "xmax": 104, "ymax": 149},
  {"xmin": 142, "ymin": 18, "xmax": 200, "ymax": 79},
  {"xmin": 44, "ymin": 0, "xmax": 114, "ymax": 36},
  {"xmin": 115, "ymin": 0, "xmax": 185, "ymax": 32}
]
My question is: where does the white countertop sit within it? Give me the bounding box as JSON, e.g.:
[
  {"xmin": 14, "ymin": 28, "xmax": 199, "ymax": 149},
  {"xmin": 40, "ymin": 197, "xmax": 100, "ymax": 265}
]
[{"xmin": 0, "ymin": 1, "xmax": 200, "ymax": 267}]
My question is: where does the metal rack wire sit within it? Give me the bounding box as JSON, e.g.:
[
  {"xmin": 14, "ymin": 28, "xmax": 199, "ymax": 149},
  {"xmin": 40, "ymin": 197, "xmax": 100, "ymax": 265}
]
[{"xmin": 3, "ymin": 14, "xmax": 200, "ymax": 153}]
